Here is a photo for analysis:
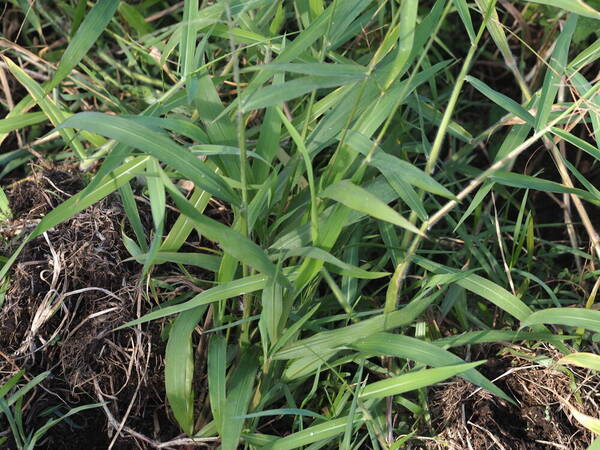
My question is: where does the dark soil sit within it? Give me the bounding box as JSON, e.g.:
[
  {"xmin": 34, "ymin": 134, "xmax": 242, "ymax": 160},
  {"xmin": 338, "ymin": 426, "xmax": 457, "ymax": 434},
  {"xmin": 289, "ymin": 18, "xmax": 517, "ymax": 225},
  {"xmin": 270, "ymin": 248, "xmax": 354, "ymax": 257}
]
[
  {"xmin": 426, "ymin": 346, "xmax": 597, "ymax": 449},
  {"xmin": 0, "ymin": 165, "xmax": 180, "ymax": 449}
]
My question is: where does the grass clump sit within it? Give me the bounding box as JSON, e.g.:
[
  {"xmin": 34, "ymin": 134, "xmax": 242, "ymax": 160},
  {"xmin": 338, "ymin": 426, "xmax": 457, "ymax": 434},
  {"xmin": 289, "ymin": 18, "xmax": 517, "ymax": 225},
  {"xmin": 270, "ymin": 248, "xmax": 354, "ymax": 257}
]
[{"xmin": 1, "ymin": 0, "xmax": 600, "ymax": 448}]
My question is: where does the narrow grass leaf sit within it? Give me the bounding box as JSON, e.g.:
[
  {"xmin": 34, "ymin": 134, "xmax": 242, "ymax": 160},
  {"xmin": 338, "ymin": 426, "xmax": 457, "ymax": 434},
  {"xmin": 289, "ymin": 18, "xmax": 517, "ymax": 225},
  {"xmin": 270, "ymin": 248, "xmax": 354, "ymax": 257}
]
[
  {"xmin": 265, "ymin": 415, "xmax": 364, "ymax": 450},
  {"xmin": 320, "ymin": 180, "xmax": 424, "ymax": 236},
  {"xmin": 160, "ymin": 172, "xmax": 284, "ymax": 284},
  {"xmin": 118, "ymin": 273, "xmax": 270, "ymax": 328},
  {"xmin": 0, "ymin": 112, "xmax": 46, "ymax": 134},
  {"xmin": 57, "ymin": 112, "xmax": 239, "ymax": 205},
  {"xmin": 131, "ymin": 252, "xmax": 221, "ymax": 272},
  {"xmin": 521, "ymin": 308, "xmax": 600, "ymax": 332},
  {"xmin": 4, "ymin": 57, "xmax": 86, "ymax": 159},
  {"xmin": 353, "ymin": 333, "xmax": 511, "ymax": 402},
  {"xmin": 453, "ymin": 0, "xmax": 476, "ymax": 42},
  {"xmin": 275, "ymin": 291, "xmax": 441, "ymax": 361},
  {"xmin": 359, "ymin": 362, "xmax": 484, "ymax": 399},
  {"xmin": 248, "ymin": 63, "xmax": 368, "ymax": 78},
  {"xmin": 385, "ymin": 0, "xmax": 418, "ymax": 86},
  {"xmin": 414, "ymin": 257, "xmax": 533, "ymax": 320},
  {"xmin": 523, "ymin": 0, "xmax": 600, "ymax": 19},
  {"xmin": 558, "ymin": 353, "xmax": 600, "ymax": 371},
  {"xmin": 242, "ymin": 76, "xmax": 363, "ymax": 112},
  {"xmin": 466, "ymin": 76, "xmax": 534, "ymax": 124},
  {"xmin": 222, "ymin": 352, "xmax": 258, "ymax": 450},
  {"xmin": 346, "ymin": 130, "xmax": 455, "ymax": 199},
  {"xmin": 283, "ymin": 247, "xmax": 388, "ymax": 279},
  {"xmin": 208, "ymin": 335, "xmax": 227, "ymax": 435},
  {"xmin": 535, "ymin": 14, "xmax": 577, "ymax": 130},
  {"xmin": 165, "ymin": 305, "xmax": 208, "ymax": 434},
  {"xmin": 53, "ymin": 0, "xmax": 120, "ymax": 84},
  {"xmin": 551, "ymin": 127, "xmax": 600, "ymax": 161}
]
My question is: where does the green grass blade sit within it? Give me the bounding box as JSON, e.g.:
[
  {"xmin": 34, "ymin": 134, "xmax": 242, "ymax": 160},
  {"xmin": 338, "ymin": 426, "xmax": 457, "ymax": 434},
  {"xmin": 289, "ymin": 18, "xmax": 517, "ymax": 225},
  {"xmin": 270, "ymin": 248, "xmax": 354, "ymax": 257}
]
[
  {"xmin": 57, "ymin": 113, "xmax": 239, "ymax": 205},
  {"xmin": 208, "ymin": 335, "xmax": 227, "ymax": 434},
  {"xmin": 0, "ymin": 112, "xmax": 46, "ymax": 134},
  {"xmin": 558, "ymin": 352, "xmax": 600, "ymax": 371},
  {"xmin": 283, "ymin": 247, "xmax": 388, "ymax": 279},
  {"xmin": 521, "ymin": 308, "xmax": 600, "ymax": 332},
  {"xmin": 4, "ymin": 57, "xmax": 86, "ymax": 160},
  {"xmin": 534, "ymin": 14, "xmax": 577, "ymax": 130},
  {"xmin": 414, "ymin": 257, "xmax": 533, "ymax": 320},
  {"xmin": 266, "ymin": 415, "xmax": 364, "ymax": 450},
  {"xmin": 465, "ymin": 76, "xmax": 534, "ymax": 124},
  {"xmin": 119, "ymin": 273, "xmax": 271, "ymax": 328},
  {"xmin": 353, "ymin": 333, "xmax": 511, "ymax": 402},
  {"xmin": 452, "ymin": 0, "xmax": 476, "ymax": 43},
  {"xmin": 222, "ymin": 352, "xmax": 258, "ymax": 450},
  {"xmin": 384, "ymin": 0, "xmax": 418, "ymax": 87},
  {"xmin": 165, "ymin": 305, "xmax": 208, "ymax": 435},
  {"xmin": 524, "ymin": 0, "xmax": 600, "ymax": 19},
  {"xmin": 359, "ymin": 361, "xmax": 484, "ymax": 399},
  {"xmin": 320, "ymin": 180, "xmax": 424, "ymax": 236}
]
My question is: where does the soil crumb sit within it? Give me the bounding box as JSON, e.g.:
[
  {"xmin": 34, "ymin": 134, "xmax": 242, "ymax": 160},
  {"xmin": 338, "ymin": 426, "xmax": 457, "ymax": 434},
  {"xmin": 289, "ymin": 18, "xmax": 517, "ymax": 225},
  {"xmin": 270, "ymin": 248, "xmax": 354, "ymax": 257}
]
[
  {"xmin": 0, "ymin": 165, "xmax": 177, "ymax": 449},
  {"xmin": 426, "ymin": 347, "xmax": 597, "ymax": 449}
]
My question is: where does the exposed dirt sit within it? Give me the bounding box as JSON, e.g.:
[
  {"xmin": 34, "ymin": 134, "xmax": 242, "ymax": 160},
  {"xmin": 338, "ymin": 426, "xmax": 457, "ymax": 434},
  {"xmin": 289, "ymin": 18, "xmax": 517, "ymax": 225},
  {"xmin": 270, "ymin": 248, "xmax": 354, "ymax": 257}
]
[
  {"xmin": 426, "ymin": 346, "xmax": 598, "ymax": 449},
  {"xmin": 0, "ymin": 165, "xmax": 180, "ymax": 449}
]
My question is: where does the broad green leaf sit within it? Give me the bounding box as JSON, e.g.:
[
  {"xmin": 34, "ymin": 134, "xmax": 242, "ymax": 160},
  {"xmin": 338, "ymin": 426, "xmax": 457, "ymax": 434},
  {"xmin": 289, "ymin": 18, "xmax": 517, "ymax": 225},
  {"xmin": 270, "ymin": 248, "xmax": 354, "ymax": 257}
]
[
  {"xmin": 521, "ymin": 308, "xmax": 600, "ymax": 332},
  {"xmin": 320, "ymin": 180, "xmax": 424, "ymax": 236},
  {"xmin": 165, "ymin": 305, "xmax": 208, "ymax": 435},
  {"xmin": 353, "ymin": 333, "xmax": 511, "ymax": 402},
  {"xmin": 466, "ymin": 76, "xmax": 534, "ymax": 124},
  {"xmin": 57, "ymin": 113, "xmax": 239, "ymax": 205},
  {"xmin": 524, "ymin": 0, "xmax": 600, "ymax": 19},
  {"xmin": 265, "ymin": 415, "xmax": 364, "ymax": 450},
  {"xmin": 260, "ymin": 275, "xmax": 284, "ymax": 346},
  {"xmin": 558, "ymin": 352, "xmax": 600, "ymax": 371},
  {"xmin": 359, "ymin": 362, "xmax": 484, "ymax": 399},
  {"xmin": 53, "ymin": 0, "xmax": 120, "ymax": 83}
]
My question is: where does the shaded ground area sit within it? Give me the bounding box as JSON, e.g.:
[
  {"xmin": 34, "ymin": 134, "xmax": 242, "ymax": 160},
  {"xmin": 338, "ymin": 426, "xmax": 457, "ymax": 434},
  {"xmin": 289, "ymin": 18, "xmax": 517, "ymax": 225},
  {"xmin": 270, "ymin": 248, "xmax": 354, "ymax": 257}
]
[
  {"xmin": 426, "ymin": 346, "xmax": 597, "ymax": 449},
  {"xmin": 0, "ymin": 166, "xmax": 180, "ymax": 449}
]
